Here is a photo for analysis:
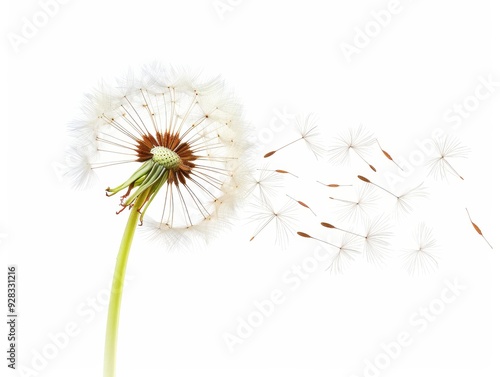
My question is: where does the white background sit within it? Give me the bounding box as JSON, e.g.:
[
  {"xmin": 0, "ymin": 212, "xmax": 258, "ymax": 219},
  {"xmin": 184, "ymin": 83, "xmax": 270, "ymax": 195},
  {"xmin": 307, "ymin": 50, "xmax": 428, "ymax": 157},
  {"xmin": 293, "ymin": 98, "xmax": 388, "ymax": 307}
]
[{"xmin": 2, "ymin": 0, "xmax": 499, "ymax": 376}]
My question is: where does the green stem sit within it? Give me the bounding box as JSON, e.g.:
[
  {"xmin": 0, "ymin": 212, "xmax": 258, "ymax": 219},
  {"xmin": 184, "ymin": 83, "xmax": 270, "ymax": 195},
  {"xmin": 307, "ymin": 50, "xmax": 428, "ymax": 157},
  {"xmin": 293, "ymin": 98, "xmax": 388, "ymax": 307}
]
[{"xmin": 103, "ymin": 191, "xmax": 148, "ymax": 377}]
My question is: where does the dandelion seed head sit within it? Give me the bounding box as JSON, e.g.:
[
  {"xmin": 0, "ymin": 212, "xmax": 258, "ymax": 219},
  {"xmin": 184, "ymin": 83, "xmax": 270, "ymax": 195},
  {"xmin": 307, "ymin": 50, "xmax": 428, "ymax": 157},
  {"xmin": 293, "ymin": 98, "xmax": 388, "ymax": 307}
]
[{"xmin": 67, "ymin": 64, "xmax": 251, "ymax": 245}]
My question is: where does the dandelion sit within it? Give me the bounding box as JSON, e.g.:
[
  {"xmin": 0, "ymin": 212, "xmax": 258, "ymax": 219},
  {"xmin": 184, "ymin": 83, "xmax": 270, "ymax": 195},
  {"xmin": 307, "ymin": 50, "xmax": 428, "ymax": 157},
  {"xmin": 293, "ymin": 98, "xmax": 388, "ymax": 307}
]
[
  {"xmin": 329, "ymin": 125, "xmax": 377, "ymax": 172},
  {"xmin": 249, "ymin": 199, "xmax": 299, "ymax": 246},
  {"xmin": 357, "ymin": 175, "xmax": 426, "ymax": 216},
  {"xmin": 426, "ymin": 135, "xmax": 470, "ymax": 180},
  {"xmin": 264, "ymin": 113, "xmax": 323, "ymax": 159},
  {"xmin": 67, "ymin": 64, "xmax": 251, "ymax": 377},
  {"xmin": 402, "ymin": 223, "xmax": 439, "ymax": 275},
  {"xmin": 465, "ymin": 208, "xmax": 493, "ymax": 249}
]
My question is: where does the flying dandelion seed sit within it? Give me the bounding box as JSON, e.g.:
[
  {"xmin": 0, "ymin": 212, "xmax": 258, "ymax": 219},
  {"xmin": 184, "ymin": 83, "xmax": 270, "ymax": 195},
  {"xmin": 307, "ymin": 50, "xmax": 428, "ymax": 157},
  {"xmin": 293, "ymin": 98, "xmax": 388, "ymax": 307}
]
[
  {"xmin": 326, "ymin": 233, "xmax": 362, "ymax": 274},
  {"xmin": 375, "ymin": 139, "xmax": 403, "ymax": 171},
  {"xmin": 329, "ymin": 125, "xmax": 377, "ymax": 172},
  {"xmin": 402, "ymin": 223, "xmax": 439, "ymax": 275},
  {"xmin": 249, "ymin": 199, "xmax": 299, "ymax": 246},
  {"xmin": 250, "ymin": 166, "xmax": 283, "ymax": 204},
  {"xmin": 320, "ymin": 216, "xmax": 392, "ymax": 266},
  {"xmin": 286, "ymin": 194, "xmax": 316, "ymax": 216},
  {"xmin": 465, "ymin": 208, "xmax": 493, "ymax": 249},
  {"xmin": 316, "ymin": 181, "xmax": 352, "ymax": 188},
  {"xmin": 329, "ymin": 184, "xmax": 379, "ymax": 223},
  {"xmin": 320, "ymin": 221, "xmax": 364, "ymax": 238},
  {"xmin": 264, "ymin": 113, "xmax": 323, "ymax": 159},
  {"xmin": 257, "ymin": 168, "xmax": 299, "ymax": 178},
  {"xmin": 426, "ymin": 135, "xmax": 470, "ymax": 180},
  {"xmin": 66, "ymin": 64, "xmax": 252, "ymax": 377},
  {"xmin": 395, "ymin": 183, "xmax": 427, "ymax": 215},
  {"xmin": 273, "ymin": 169, "xmax": 299, "ymax": 178},
  {"xmin": 297, "ymin": 231, "xmax": 361, "ymax": 273},
  {"xmin": 357, "ymin": 175, "xmax": 426, "ymax": 216},
  {"xmin": 361, "ymin": 215, "xmax": 393, "ymax": 265}
]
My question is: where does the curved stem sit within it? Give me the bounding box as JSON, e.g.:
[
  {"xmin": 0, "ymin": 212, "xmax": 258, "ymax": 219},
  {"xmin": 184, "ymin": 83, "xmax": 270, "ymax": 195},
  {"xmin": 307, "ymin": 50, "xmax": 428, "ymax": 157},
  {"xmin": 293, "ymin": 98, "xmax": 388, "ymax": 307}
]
[{"xmin": 103, "ymin": 191, "xmax": 149, "ymax": 377}]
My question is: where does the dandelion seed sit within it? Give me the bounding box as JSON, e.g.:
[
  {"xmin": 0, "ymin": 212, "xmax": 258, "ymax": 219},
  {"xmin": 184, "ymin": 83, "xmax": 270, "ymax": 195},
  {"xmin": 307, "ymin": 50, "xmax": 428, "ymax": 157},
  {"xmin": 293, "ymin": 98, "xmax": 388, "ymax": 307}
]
[
  {"xmin": 362, "ymin": 216, "xmax": 393, "ymax": 265},
  {"xmin": 297, "ymin": 232, "xmax": 340, "ymax": 248},
  {"xmin": 257, "ymin": 168, "xmax": 299, "ymax": 178},
  {"xmin": 297, "ymin": 232, "xmax": 361, "ymax": 273},
  {"xmin": 465, "ymin": 208, "xmax": 493, "ymax": 249},
  {"xmin": 395, "ymin": 183, "xmax": 427, "ymax": 215},
  {"xmin": 249, "ymin": 199, "xmax": 299, "ymax": 246},
  {"xmin": 63, "ymin": 145, "xmax": 97, "ymax": 189},
  {"xmin": 67, "ymin": 64, "xmax": 251, "ymax": 376},
  {"xmin": 296, "ymin": 231, "xmax": 348, "ymax": 248},
  {"xmin": 427, "ymin": 135, "xmax": 470, "ymax": 180},
  {"xmin": 329, "ymin": 125, "xmax": 377, "ymax": 171},
  {"xmin": 274, "ymin": 169, "xmax": 299, "ymax": 178},
  {"xmin": 316, "ymin": 181, "xmax": 352, "ymax": 188},
  {"xmin": 329, "ymin": 184, "xmax": 379, "ymax": 223},
  {"xmin": 321, "ymin": 216, "xmax": 392, "ymax": 266},
  {"xmin": 286, "ymin": 194, "xmax": 316, "ymax": 216},
  {"xmin": 326, "ymin": 233, "xmax": 362, "ymax": 274},
  {"xmin": 357, "ymin": 176, "xmax": 426, "ymax": 215},
  {"xmin": 321, "ymin": 222, "xmax": 335, "ymax": 229},
  {"xmin": 320, "ymin": 222, "xmax": 364, "ymax": 238},
  {"xmin": 264, "ymin": 113, "xmax": 323, "ymax": 159},
  {"xmin": 295, "ymin": 113, "xmax": 324, "ymax": 159},
  {"xmin": 375, "ymin": 139, "xmax": 403, "ymax": 171},
  {"xmin": 402, "ymin": 223, "xmax": 439, "ymax": 275},
  {"xmin": 250, "ymin": 166, "xmax": 283, "ymax": 204}
]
